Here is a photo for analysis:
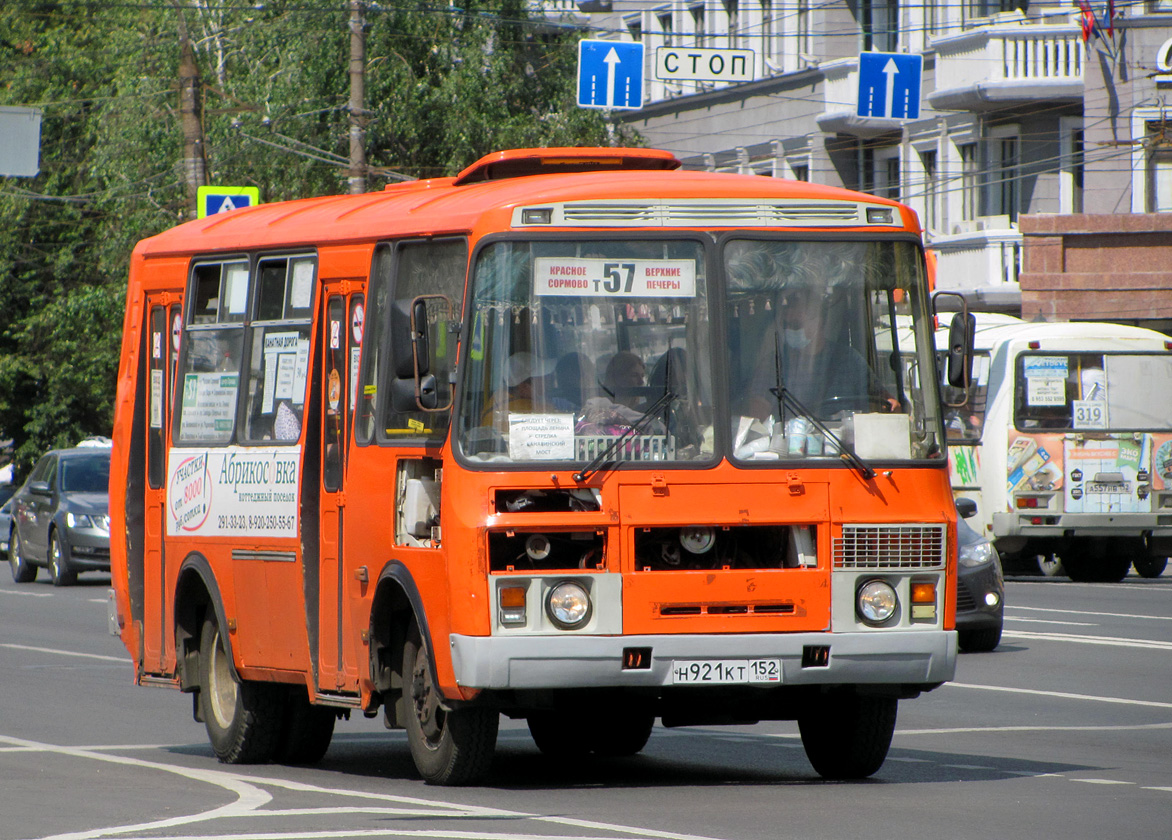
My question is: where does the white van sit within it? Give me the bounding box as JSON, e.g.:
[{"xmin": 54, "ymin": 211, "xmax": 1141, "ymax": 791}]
[{"xmin": 936, "ymin": 315, "xmax": 1172, "ymax": 582}]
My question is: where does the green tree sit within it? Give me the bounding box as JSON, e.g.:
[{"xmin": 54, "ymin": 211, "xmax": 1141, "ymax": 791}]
[{"xmin": 1, "ymin": 0, "xmax": 636, "ymax": 480}]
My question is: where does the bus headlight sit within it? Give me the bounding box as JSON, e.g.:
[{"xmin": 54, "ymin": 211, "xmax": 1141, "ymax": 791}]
[
  {"xmin": 857, "ymin": 580, "xmax": 898, "ymax": 625},
  {"xmin": 546, "ymin": 581, "xmax": 592, "ymax": 629}
]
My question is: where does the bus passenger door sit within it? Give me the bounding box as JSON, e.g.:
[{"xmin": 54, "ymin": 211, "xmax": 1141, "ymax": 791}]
[
  {"xmin": 143, "ymin": 300, "xmax": 177, "ymax": 673},
  {"xmin": 318, "ymin": 291, "xmax": 363, "ymax": 692}
]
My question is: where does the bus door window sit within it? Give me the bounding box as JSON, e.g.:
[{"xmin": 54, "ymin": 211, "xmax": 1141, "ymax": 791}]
[
  {"xmin": 324, "ymin": 296, "xmax": 347, "ymax": 491},
  {"xmin": 241, "ymin": 256, "xmax": 316, "ymax": 443},
  {"xmin": 175, "ymin": 260, "xmax": 248, "ymax": 443},
  {"xmin": 147, "ymin": 305, "xmax": 169, "ymax": 489}
]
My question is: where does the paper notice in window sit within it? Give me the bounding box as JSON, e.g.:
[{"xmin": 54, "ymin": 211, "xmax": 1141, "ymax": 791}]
[{"xmin": 508, "ymin": 414, "xmax": 575, "ymax": 460}]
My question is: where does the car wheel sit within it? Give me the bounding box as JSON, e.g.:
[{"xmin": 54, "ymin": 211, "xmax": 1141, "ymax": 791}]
[
  {"xmin": 1133, "ymin": 557, "xmax": 1167, "ymax": 579},
  {"xmin": 48, "ymin": 531, "xmax": 77, "ymax": 587},
  {"xmin": 402, "ymin": 618, "xmax": 498, "ymax": 785},
  {"xmin": 799, "ymin": 691, "xmax": 897, "ymax": 780},
  {"xmin": 198, "ymin": 617, "xmax": 283, "ymax": 764},
  {"xmin": 959, "ymin": 624, "xmax": 1003, "ymax": 653},
  {"xmin": 8, "ymin": 530, "xmax": 37, "ymax": 583}
]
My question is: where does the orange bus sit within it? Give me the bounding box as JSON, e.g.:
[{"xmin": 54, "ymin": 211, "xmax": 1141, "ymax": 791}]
[{"xmin": 109, "ymin": 147, "xmax": 964, "ymax": 785}]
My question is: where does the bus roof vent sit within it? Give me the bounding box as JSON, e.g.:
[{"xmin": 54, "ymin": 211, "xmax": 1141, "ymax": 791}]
[
  {"xmin": 522, "ymin": 199, "xmax": 868, "ymax": 228},
  {"xmin": 453, "ymin": 147, "xmax": 681, "ymax": 185}
]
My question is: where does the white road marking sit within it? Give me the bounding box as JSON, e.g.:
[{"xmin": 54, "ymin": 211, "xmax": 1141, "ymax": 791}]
[
  {"xmin": 1004, "ymin": 617, "xmax": 1099, "ymax": 626},
  {"xmin": 1, "ymin": 735, "xmax": 730, "ymax": 840},
  {"xmin": 1070, "ymin": 778, "xmax": 1134, "ymax": 786},
  {"xmin": 0, "ymin": 588, "xmax": 53, "ymax": 597},
  {"xmin": 1002, "ymin": 629, "xmax": 1172, "ymax": 651},
  {"xmin": 1, "ymin": 643, "xmax": 126, "ymax": 662},
  {"xmin": 1007, "ymin": 605, "xmax": 1172, "ymax": 622},
  {"xmin": 946, "ymin": 681, "xmax": 1172, "ymax": 710}
]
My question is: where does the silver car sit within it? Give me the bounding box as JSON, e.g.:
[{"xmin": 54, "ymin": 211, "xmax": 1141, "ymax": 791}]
[{"xmin": 7, "ymin": 447, "xmax": 111, "ymax": 586}]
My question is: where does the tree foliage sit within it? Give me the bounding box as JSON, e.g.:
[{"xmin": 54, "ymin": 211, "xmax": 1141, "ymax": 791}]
[{"xmin": 0, "ymin": 0, "xmax": 636, "ymax": 478}]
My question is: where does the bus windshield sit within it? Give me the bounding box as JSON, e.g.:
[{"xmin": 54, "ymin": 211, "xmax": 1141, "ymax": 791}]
[
  {"xmin": 457, "ymin": 238, "xmax": 713, "ymax": 463},
  {"xmin": 456, "ymin": 236, "xmax": 942, "ymax": 466}
]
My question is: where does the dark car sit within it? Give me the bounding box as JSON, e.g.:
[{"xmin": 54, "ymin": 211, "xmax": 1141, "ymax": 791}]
[
  {"xmin": 955, "ymin": 499, "xmax": 1005, "ymax": 653},
  {"xmin": 7, "ymin": 446, "xmax": 111, "ymax": 586}
]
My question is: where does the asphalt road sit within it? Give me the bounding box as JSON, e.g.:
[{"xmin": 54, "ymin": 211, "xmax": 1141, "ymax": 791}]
[{"xmin": 2, "ymin": 570, "xmax": 1171, "ymax": 840}]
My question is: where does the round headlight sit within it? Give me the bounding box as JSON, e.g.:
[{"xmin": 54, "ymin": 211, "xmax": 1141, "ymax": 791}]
[
  {"xmin": 546, "ymin": 580, "xmax": 592, "ymax": 629},
  {"xmin": 857, "ymin": 579, "xmax": 898, "ymax": 625}
]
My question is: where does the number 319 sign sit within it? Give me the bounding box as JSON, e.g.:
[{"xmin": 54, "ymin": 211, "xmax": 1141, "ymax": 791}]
[{"xmin": 534, "ymin": 257, "xmax": 696, "ymax": 298}]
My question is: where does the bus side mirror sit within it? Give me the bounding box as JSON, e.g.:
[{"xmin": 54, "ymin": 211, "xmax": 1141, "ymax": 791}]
[
  {"xmin": 390, "ymin": 374, "xmax": 439, "ymax": 412},
  {"xmin": 955, "ymin": 497, "xmax": 977, "ymax": 519},
  {"xmin": 946, "ymin": 311, "xmax": 975, "ymax": 389},
  {"xmin": 392, "ymin": 298, "xmax": 430, "ymax": 379}
]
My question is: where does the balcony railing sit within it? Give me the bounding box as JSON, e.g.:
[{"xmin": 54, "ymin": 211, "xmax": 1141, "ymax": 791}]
[{"xmin": 931, "ymin": 23, "xmax": 1082, "ymax": 109}]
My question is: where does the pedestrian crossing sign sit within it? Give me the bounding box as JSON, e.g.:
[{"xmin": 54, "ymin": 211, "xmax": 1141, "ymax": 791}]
[{"xmin": 197, "ymin": 186, "xmax": 261, "ymax": 219}]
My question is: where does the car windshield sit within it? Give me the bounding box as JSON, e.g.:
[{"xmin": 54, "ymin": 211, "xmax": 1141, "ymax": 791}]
[{"xmin": 60, "ymin": 454, "xmax": 111, "ymax": 493}]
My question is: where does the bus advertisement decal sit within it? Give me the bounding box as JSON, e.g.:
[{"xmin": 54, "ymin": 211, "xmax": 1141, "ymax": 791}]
[{"xmin": 167, "ymin": 446, "xmax": 300, "ymax": 538}]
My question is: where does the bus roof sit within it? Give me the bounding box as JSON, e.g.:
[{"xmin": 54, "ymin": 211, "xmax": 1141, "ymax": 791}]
[
  {"xmin": 941, "ymin": 316, "xmax": 1172, "ymax": 352},
  {"xmin": 134, "ymin": 148, "xmax": 915, "ymax": 259}
]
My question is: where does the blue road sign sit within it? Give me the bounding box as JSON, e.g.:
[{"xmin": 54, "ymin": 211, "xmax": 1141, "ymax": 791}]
[
  {"xmin": 578, "ymin": 39, "xmax": 644, "ymax": 111},
  {"xmin": 197, "ymin": 185, "xmax": 260, "ymax": 219},
  {"xmin": 857, "ymin": 52, "xmax": 922, "ymax": 120}
]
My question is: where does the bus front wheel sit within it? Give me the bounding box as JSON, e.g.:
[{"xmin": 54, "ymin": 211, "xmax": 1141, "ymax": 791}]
[
  {"xmin": 798, "ymin": 692, "xmax": 897, "ymax": 780},
  {"xmin": 402, "ymin": 619, "xmax": 497, "ymax": 785},
  {"xmin": 198, "ymin": 617, "xmax": 283, "ymax": 764}
]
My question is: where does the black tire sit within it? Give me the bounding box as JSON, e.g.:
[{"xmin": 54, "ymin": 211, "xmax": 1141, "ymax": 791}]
[
  {"xmin": 273, "ymin": 690, "xmax": 336, "ymax": 765},
  {"xmin": 8, "ymin": 529, "xmax": 37, "ymax": 583},
  {"xmin": 959, "ymin": 624, "xmax": 1003, "ymax": 653},
  {"xmin": 402, "ymin": 619, "xmax": 497, "ymax": 785},
  {"xmin": 528, "ymin": 711, "xmax": 655, "ymax": 758},
  {"xmin": 198, "ymin": 617, "xmax": 283, "ymax": 764},
  {"xmin": 1063, "ymin": 555, "xmax": 1131, "ymax": 583},
  {"xmin": 798, "ymin": 692, "xmax": 897, "ymax": 780},
  {"xmin": 48, "ymin": 531, "xmax": 77, "ymax": 587},
  {"xmin": 1133, "ymin": 557, "xmax": 1167, "ymax": 579}
]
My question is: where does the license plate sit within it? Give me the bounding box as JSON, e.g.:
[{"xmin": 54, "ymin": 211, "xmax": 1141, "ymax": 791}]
[{"xmin": 671, "ymin": 659, "xmax": 781, "ymax": 684}]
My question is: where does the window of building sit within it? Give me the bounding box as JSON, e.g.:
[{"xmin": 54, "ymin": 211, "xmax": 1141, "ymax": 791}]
[
  {"xmin": 988, "ymin": 133, "xmax": 1019, "ymax": 220},
  {"xmin": 861, "ymin": 0, "xmax": 899, "ymax": 53},
  {"xmin": 960, "ymin": 143, "xmax": 979, "ymax": 221},
  {"xmin": 1147, "ymin": 122, "xmax": 1172, "ymax": 212},
  {"xmin": 920, "ymin": 148, "xmax": 939, "ymax": 231},
  {"xmin": 1060, "ymin": 118, "xmax": 1084, "ymax": 214},
  {"xmin": 796, "ymin": 0, "xmax": 812, "ymax": 63},
  {"xmin": 723, "ymin": 0, "xmax": 738, "ymax": 46},
  {"xmin": 657, "ymin": 9, "xmax": 673, "ymax": 46},
  {"xmin": 790, "ymin": 160, "xmax": 809, "ymax": 181},
  {"xmin": 690, "ymin": 3, "xmax": 706, "ymax": 47}
]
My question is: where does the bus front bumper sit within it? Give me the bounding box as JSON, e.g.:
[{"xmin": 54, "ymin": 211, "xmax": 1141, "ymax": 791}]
[{"xmin": 449, "ymin": 630, "xmax": 957, "ymax": 691}]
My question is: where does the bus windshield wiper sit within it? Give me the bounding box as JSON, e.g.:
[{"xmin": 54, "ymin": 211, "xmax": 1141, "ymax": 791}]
[
  {"xmin": 769, "ymin": 338, "xmax": 875, "ymax": 481},
  {"xmin": 573, "ymin": 389, "xmax": 678, "ymax": 483}
]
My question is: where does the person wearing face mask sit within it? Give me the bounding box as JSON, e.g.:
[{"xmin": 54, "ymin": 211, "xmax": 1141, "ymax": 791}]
[{"xmin": 747, "ymin": 283, "xmax": 895, "ymax": 421}]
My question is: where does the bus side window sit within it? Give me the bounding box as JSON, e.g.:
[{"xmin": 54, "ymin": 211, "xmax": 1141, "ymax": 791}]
[
  {"xmin": 147, "ymin": 305, "xmax": 167, "ymax": 488},
  {"xmin": 176, "ymin": 261, "xmax": 248, "ymax": 444},
  {"xmin": 241, "ymin": 256, "xmax": 316, "ymax": 443},
  {"xmin": 324, "ymin": 295, "xmax": 346, "ymax": 491}
]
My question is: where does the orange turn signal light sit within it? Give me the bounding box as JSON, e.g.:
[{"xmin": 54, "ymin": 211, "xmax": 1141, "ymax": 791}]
[
  {"xmin": 910, "ymin": 582, "xmax": 937, "ymax": 604},
  {"xmin": 499, "ymin": 586, "xmax": 527, "ymax": 609}
]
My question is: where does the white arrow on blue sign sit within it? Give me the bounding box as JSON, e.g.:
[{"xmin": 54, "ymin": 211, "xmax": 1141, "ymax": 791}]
[
  {"xmin": 578, "ymin": 39, "xmax": 644, "ymax": 111},
  {"xmin": 856, "ymin": 52, "xmax": 922, "ymax": 120}
]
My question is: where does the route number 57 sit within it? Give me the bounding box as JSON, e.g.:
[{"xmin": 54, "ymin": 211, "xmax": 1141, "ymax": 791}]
[{"xmin": 597, "ymin": 263, "xmax": 635, "ymax": 294}]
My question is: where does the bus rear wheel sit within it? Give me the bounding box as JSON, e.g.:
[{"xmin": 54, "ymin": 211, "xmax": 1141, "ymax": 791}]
[
  {"xmin": 1062, "ymin": 539, "xmax": 1134, "ymax": 583},
  {"xmin": 198, "ymin": 617, "xmax": 283, "ymax": 764},
  {"xmin": 798, "ymin": 691, "xmax": 897, "ymax": 780},
  {"xmin": 402, "ymin": 619, "xmax": 497, "ymax": 785},
  {"xmin": 274, "ymin": 690, "xmax": 336, "ymax": 765}
]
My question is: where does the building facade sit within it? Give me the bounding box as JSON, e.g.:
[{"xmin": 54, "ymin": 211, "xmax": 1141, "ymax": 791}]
[{"xmin": 543, "ymin": 0, "xmax": 1172, "ymax": 330}]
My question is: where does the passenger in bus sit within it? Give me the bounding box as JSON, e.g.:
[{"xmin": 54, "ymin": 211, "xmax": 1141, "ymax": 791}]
[
  {"xmin": 579, "ymin": 351, "xmax": 665, "ymax": 433},
  {"xmin": 481, "ymin": 351, "xmax": 571, "ymax": 424},
  {"xmin": 650, "ymin": 348, "xmax": 702, "ymax": 449},
  {"xmin": 553, "ymin": 352, "xmax": 597, "ymax": 411}
]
